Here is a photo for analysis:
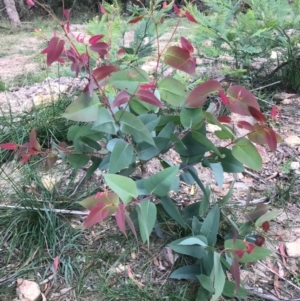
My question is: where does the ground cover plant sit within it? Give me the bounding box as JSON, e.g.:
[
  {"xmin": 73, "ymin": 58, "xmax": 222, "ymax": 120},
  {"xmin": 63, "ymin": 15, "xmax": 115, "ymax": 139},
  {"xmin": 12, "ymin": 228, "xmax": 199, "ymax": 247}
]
[
  {"xmin": 0, "ymin": 0, "xmax": 295, "ymax": 300},
  {"xmin": 190, "ymin": 0, "xmax": 300, "ymax": 92}
]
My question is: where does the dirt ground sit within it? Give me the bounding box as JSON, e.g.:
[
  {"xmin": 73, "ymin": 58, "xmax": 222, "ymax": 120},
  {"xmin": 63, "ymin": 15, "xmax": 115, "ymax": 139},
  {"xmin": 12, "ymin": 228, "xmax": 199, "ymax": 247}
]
[{"xmin": 1, "ymin": 24, "xmax": 300, "ymax": 301}]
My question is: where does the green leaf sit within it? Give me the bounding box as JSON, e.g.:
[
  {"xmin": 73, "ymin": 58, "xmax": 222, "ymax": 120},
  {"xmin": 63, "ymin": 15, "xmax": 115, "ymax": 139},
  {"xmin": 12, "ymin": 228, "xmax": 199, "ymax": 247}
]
[
  {"xmin": 85, "ymin": 157, "xmax": 102, "ymax": 180},
  {"xmin": 79, "ymin": 136, "xmax": 101, "ymax": 151},
  {"xmin": 67, "ymin": 124, "xmax": 104, "ymax": 153},
  {"xmin": 255, "ymin": 210, "xmax": 281, "ymax": 227},
  {"xmin": 179, "ymin": 236, "xmax": 208, "ymax": 247},
  {"xmin": 180, "ymin": 107, "xmax": 204, "ymax": 129},
  {"xmin": 138, "ymin": 114, "xmax": 161, "ymax": 133},
  {"xmin": 108, "ymin": 67, "xmax": 148, "ymax": 95},
  {"xmin": 232, "ymin": 138, "xmax": 262, "ymax": 171},
  {"xmin": 211, "ymin": 252, "xmax": 225, "ymax": 301},
  {"xmin": 169, "ymin": 236, "xmax": 207, "ymax": 259},
  {"xmin": 219, "ymin": 181, "xmax": 234, "ymax": 206},
  {"xmin": 92, "ymin": 107, "xmax": 119, "ymax": 135},
  {"xmin": 109, "ymin": 139, "xmax": 134, "ymax": 173},
  {"xmin": 196, "ymin": 286, "xmax": 212, "ymax": 301},
  {"xmin": 197, "ymin": 274, "xmax": 215, "ymax": 293},
  {"xmin": 136, "ymin": 200, "xmax": 157, "ymax": 246},
  {"xmin": 115, "ymin": 111, "xmax": 155, "ymax": 146},
  {"xmin": 192, "ymin": 216, "xmax": 202, "ymax": 235},
  {"xmin": 68, "ymin": 154, "xmax": 89, "ymax": 169},
  {"xmin": 104, "ymin": 174, "xmax": 137, "ymax": 204},
  {"xmin": 186, "ymin": 167, "xmax": 209, "ymax": 201},
  {"xmin": 199, "ymin": 186, "xmax": 210, "ymax": 218},
  {"xmin": 222, "ymin": 281, "xmax": 248, "ymax": 297},
  {"xmin": 137, "ymin": 137, "xmax": 170, "ymax": 161},
  {"xmin": 144, "ymin": 166, "xmax": 179, "ymax": 197},
  {"xmin": 210, "ymin": 162, "xmax": 223, "ymax": 188},
  {"xmin": 169, "ymin": 265, "xmax": 200, "ymax": 280},
  {"xmin": 225, "ymin": 239, "xmax": 272, "ymax": 263},
  {"xmin": 174, "ymin": 127, "xmax": 207, "ymax": 164},
  {"xmin": 158, "ymin": 121, "xmax": 175, "ymax": 138},
  {"xmin": 62, "ymin": 92, "xmax": 100, "ymax": 122},
  {"xmin": 160, "ymin": 196, "xmax": 186, "ymax": 228},
  {"xmin": 201, "ymin": 205, "xmax": 220, "ymax": 246},
  {"xmin": 130, "ymin": 98, "xmax": 158, "ymax": 114},
  {"xmin": 206, "ymin": 148, "xmax": 244, "ymax": 173},
  {"xmin": 192, "ymin": 131, "xmax": 222, "ymax": 156},
  {"xmin": 158, "ymin": 78, "xmax": 188, "ymax": 106}
]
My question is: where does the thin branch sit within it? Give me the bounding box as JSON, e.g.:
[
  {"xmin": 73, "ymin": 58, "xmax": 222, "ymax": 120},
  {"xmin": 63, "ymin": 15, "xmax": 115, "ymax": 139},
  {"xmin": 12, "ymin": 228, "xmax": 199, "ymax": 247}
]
[{"xmin": 0, "ymin": 204, "xmax": 89, "ymax": 215}]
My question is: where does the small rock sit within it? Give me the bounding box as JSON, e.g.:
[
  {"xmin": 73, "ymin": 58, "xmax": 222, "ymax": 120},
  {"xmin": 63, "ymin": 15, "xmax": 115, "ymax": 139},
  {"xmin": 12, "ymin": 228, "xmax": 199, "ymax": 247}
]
[
  {"xmin": 290, "ymin": 162, "xmax": 300, "ymax": 170},
  {"xmin": 16, "ymin": 279, "xmax": 41, "ymax": 301},
  {"xmin": 282, "ymin": 98, "xmax": 293, "ymax": 105},
  {"xmin": 284, "ymin": 136, "xmax": 300, "ymax": 146},
  {"xmin": 206, "ymin": 123, "xmax": 221, "ymax": 133},
  {"xmin": 285, "ymin": 238, "xmax": 300, "ymax": 257}
]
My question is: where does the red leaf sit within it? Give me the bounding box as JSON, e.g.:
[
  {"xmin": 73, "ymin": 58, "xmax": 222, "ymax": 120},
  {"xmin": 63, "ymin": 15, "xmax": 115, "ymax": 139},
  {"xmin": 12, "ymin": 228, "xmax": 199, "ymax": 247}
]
[
  {"xmin": 185, "ymin": 80, "xmax": 222, "ymax": 107},
  {"xmin": 185, "ymin": 11, "xmax": 198, "ymax": 23},
  {"xmin": 71, "ymin": 32, "xmax": 85, "ymax": 43},
  {"xmin": 136, "ymin": 89, "xmax": 163, "ymax": 108},
  {"xmin": 279, "ymin": 243, "xmax": 287, "ymax": 265},
  {"xmin": 92, "ymin": 65, "xmax": 118, "ymax": 82},
  {"xmin": 270, "ymin": 105, "xmax": 277, "ymax": 119},
  {"xmin": 262, "ymin": 221, "xmax": 270, "ymax": 232},
  {"xmin": 218, "ymin": 89, "xmax": 230, "ymax": 105},
  {"xmin": 180, "ymin": 37, "xmax": 194, "ymax": 54},
  {"xmin": 140, "ymin": 83, "xmax": 156, "ymax": 90},
  {"xmin": 264, "ymin": 127, "xmax": 277, "ymax": 152},
  {"xmin": 44, "ymin": 153, "xmax": 58, "ymax": 171},
  {"xmin": 248, "ymin": 125, "xmax": 277, "ymax": 151},
  {"xmin": 42, "ymin": 37, "xmax": 65, "ymax": 67},
  {"xmin": 174, "ymin": 4, "xmax": 181, "ymax": 15},
  {"xmin": 237, "ymin": 120, "xmax": 255, "ymax": 131},
  {"xmin": 248, "ymin": 106, "xmax": 267, "ymax": 122},
  {"xmin": 53, "ymin": 256, "xmax": 60, "ymax": 272},
  {"xmin": 26, "ymin": 0, "xmax": 35, "ymax": 6},
  {"xmin": 246, "ymin": 243, "xmax": 255, "ymax": 254},
  {"xmin": 89, "ymin": 34, "xmax": 104, "ymax": 45},
  {"xmin": 83, "ymin": 201, "xmax": 110, "ymax": 229},
  {"xmin": 128, "ymin": 16, "xmax": 144, "ymax": 24},
  {"xmin": 230, "ymin": 257, "xmax": 240, "ymax": 293},
  {"xmin": 89, "ymin": 42, "xmax": 109, "ymax": 55},
  {"xmin": 164, "ymin": 46, "xmax": 196, "ymax": 75},
  {"xmin": 29, "ymin": 129, "xmax": 41, "ymax": 155},
  {"xmin": 115, "ymin": 203, "xmax": 126, "ymax": 236},
  {"xmin": 255, "ymin": 236, "xmax": 265, "ymax": 247},
  {"xmin": 217, "ymin": 115, "xmax": 231, "ymax": 123},
  {"xmin": 247, "ymin": 124, "xmax": 267, "ymax": 145},
  {"xmin": 20, "ymin": 153, "xmax": 31, "ymax": 165},
  {"xmin": 0, "ymin": 143, "xmax": 18, "ymax": 150},
  {"xmin": 117, "ymin": 48, "xmax": 126, "ymax": 58},
  {"xmin": 64, "ymin": 22, "xmax": 70, "ymax": 33},
  {"xmin": 163, "ymin": 1, "xmax": 167, "ymax": 8},
  {"xmin": 63, "ymin": 9, "xmax": 71, "ymax": 20},
  {"xmin": 99, "ymin": 3, "xmax": 107, "ymax": 14},
  {"xmin": 226, "ymin": 85, "xmax": 260, "ymax": 116},
  {"xmin": 125, "ymin": 212, "xmax": 138, "ymax": 242},
  {"xmin": 235, "ymin": 249, "xmax": 245, "ymax": 258},
  {"xmin": 111, "ymin": 90, "xmax": 130, "ymax": 108}
]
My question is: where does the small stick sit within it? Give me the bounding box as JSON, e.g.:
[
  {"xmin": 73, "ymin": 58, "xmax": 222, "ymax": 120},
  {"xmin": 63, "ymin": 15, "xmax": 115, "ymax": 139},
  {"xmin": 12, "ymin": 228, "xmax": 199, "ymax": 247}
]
[{"xmin": 0, "ymin": 204, "xmax": 89, "ymax": 215}]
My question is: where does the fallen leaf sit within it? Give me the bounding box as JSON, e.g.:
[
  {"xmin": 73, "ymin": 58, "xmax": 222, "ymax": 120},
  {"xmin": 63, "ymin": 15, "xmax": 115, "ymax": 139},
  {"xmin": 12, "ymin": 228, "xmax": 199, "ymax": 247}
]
[{"xmin": 127, "ymin": 265, "xmax": 144, "ymax": 287}]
